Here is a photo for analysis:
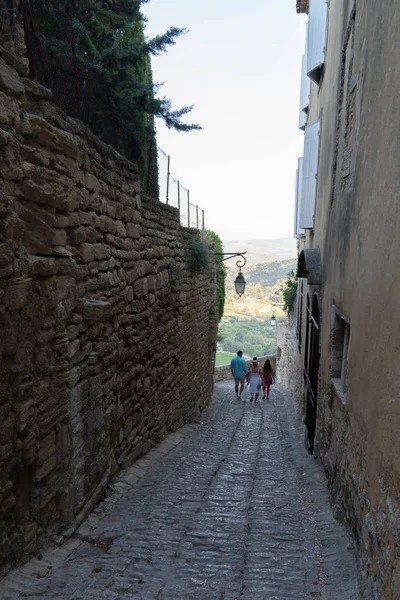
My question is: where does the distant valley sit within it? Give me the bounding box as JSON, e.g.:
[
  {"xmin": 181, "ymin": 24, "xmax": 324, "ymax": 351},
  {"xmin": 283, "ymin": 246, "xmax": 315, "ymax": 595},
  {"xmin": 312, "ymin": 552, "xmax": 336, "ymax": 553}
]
[{"xmin": 222, "ymin": 237, "xmax": 297, "ymax": 266}]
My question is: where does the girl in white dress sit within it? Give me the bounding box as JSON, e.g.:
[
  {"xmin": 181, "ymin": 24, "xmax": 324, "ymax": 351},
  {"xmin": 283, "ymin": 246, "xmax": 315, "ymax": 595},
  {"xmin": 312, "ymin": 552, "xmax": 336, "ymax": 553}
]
[{"xmin": 249, "ymin": 358, "xmax": 262, "ymax": 403}]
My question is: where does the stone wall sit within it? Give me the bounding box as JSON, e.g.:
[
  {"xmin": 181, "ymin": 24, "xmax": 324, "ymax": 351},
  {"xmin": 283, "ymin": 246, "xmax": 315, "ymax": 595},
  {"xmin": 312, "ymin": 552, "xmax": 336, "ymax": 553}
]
[
  {"xmin": 0, "ymin": 53, "xmax": 218, "ymax": 575},
  {"xmin": 214, "ymin": 355, "xmax": 276, "ymax": 383},
  {"xmin": 276, "ymin": 325, "xmax": 305, "ymax": 416}
]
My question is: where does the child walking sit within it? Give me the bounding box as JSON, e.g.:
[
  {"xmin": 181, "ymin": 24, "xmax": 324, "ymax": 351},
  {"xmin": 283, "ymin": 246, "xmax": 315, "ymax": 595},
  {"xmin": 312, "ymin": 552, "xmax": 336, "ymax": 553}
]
[
  {"xmin": 262, "ymin": 359, "xmax": 274, "ymax": 400},
  {"xmin": 249, "ymin": 357, "xmax": 262, "ymax": 403}
]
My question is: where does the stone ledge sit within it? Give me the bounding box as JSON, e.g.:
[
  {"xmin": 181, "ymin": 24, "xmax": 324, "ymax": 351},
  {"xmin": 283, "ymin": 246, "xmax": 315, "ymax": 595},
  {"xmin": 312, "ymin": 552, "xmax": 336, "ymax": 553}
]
[{"xmin": 83, "ymin": 299, "xmax": 112, "ymax": 321}]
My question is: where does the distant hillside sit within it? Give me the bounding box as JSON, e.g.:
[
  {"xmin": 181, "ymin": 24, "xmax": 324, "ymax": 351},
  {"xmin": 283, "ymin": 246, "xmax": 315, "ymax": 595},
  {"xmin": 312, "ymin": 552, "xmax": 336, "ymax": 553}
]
[
  {"xmin": 222, "ymin": 238, "xmax": 297, "ymax": 265},
  {"xmin": 242, "ymin": 260, "xmax": 297, "ymax": 286},
  {"xmin": 225, "ymin": 259, "xmax": 297, "ymax": 299}
]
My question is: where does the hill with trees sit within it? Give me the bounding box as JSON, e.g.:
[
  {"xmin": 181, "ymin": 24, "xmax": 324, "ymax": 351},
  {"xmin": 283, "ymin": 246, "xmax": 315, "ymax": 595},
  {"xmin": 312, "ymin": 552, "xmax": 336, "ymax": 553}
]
[{"xmin": 218, "ymin": 257, "xmax": 297, "ymax": 361}]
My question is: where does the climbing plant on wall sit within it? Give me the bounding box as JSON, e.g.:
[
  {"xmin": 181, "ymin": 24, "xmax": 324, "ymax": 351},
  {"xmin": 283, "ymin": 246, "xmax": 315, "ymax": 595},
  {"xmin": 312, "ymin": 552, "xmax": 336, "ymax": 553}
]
[
  {"xmin": 207, "ymin": 230, "xmax": 226, "ymax": 322},
  {"xmin": 281, "ymin": 270, "xmax": 298, "ymax": 313}
]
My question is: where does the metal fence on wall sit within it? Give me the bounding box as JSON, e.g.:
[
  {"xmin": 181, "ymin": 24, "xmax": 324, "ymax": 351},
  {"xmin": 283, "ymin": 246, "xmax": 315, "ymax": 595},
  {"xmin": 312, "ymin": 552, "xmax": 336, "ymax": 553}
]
[
  {"xmin": 0, "ymin": 3, "xmax": 17, "ymax": 47},
  {"xmin": 7, "ymin": 2, "xmax": 205, "ymax": 231},
  {"xmin": 158, "ymin": 147, "xmax": 205, "ymax": 230}
]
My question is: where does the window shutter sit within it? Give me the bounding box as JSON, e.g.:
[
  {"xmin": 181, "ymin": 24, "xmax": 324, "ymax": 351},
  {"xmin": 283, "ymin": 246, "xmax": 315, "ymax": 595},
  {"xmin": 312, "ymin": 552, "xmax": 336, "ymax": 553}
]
[
  {"xmin": 299, "ymin": 24, "xmax": 310, "ymax": 130},
  {"xmin": 307, "ymin": 0, "xmax": 328, "ymax": 84},
  {"xmin": 294, "ymin": 158, "xmax": 304, "ymax": 236},
  {"xmin": 299, "ymin": 121, "xmax": 320, "ymax": 229}
]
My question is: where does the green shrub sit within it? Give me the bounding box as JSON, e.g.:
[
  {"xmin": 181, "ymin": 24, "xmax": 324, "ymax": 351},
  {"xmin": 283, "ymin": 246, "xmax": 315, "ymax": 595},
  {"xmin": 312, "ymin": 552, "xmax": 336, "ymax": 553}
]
[
  {"xmin": 281, "ymin": 270, "xmax": 298, "ymax": 313},
  {"xmin": 188, "ymin": 239, "xmax": 210, "ymax": 274},
  {"xmin": 206, "ymin": 230, "xmax": 226, "ymax": 321}
]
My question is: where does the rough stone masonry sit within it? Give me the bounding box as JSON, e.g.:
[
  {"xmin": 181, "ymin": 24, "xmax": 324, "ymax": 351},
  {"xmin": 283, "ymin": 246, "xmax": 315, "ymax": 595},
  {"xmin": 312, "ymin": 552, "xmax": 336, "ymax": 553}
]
[{"xmin": 0, "ymin": 49, "xmax": 218, "ymax": 576}]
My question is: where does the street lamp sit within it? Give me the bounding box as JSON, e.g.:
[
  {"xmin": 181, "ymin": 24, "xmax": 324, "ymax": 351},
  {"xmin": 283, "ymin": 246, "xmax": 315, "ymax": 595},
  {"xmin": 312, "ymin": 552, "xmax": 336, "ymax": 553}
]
[
  {"xmin": 214, "ymin": 252, "xmax": 247, "ymax": 297},
  {"xmin": 234, "ymin": 271, "xmax": 246, "ymax": 296},
  {"xmin": 270, "ymin": 303, "xmax": 286, "ymax": 326}
]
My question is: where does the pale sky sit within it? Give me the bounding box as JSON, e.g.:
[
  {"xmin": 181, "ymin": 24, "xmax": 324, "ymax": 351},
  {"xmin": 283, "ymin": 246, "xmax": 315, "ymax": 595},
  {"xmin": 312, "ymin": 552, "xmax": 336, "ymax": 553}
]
[{"xmin": 143, "ymin": 0, "xmax": 307, "ymax": 240}]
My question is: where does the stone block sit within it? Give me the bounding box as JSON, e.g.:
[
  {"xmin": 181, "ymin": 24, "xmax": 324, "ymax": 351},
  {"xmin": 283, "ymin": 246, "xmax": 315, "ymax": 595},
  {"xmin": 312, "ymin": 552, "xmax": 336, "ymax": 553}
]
[
  {"xmin": 0, "ymin": 47, "xmax": 29, "ymax": 76},
  {"xmin": 68, "ymin": 366, "xmax": 81, "ymax": 388},
  {"xmin": 146, "ymin": 275, "xmax": 156, "ymax": 293},
  {"xmin": 38, "ymin": 431, "xmax": 56, "ymax": 463},
  {"xmin": 0, "ymin": 57, "xmax": 24, "ymax": 95},
  {"xmin": 0, "ymin": 442, "xmax": 14, "ymax": 464},
  {"xmin": 33, "ymin": 455, "xmax": 57, "ymax": 483},
  {"xmin": 0, "ymin": 215, "xmax": 24, "ymax": 242},
  {"xmin": 93, "ymin": 243, "xmax": 107, "ymax": 260},
  {"xmin": 79, "ymin": 243, "xmax": 94, "ymax": 263},
  {"xmin": 126, "ymin": 223, "xmax": 140, "ymax": 239},
  {"xmin": 78, "ymin": 211, "xmax": 94, "ymax": 226},
  {"xmin": 125, "ymin": 286, "xmax": 134, "ymax": 302},
  {"xmin": 52, "ymin": 246, "xmax": 73, "ymax": 258},
  {"xmin": 14, "ymin": 199, "xmax": 56, "ymax": 255},
  {"xmin": 0, "ymin": 242, "xmax": 13, "ymax": 268},
  {"xmin": 22, "ymin": 114, "xmax": 78, "ymax": 159},
  {"xmin": 84, "ymin": 172, "xmax": 100, "ymax": 193},
  {"xmin": 70, "ymin": 380, "xmax": 90, "ymax": 418},
  {"xmin": 134, "ymin": 278, "xmax": 148, "ymax": 298},
  {"xmin": 83, "ymin": 299, "xmax": 112, "ymax": 321},
  {"xmin": 19, "ymin": 163, "xmax": 76, "ymax": 212},
  {"xmin": 52, "ymin": 229, "xmax": 67, "ymax": 246},
  {"xmin": 0, "ymin": 90, "xmax": 20, "ymax": 126},
  {"xmin": 0, "ymin": 417, "xmax": 14, "ymax": 444},
  {"xmin": 22, "ymin": 77, "xmax": 52, "ymax": 100},
  {"xmin": 67, "ymin": 339, "xmax": 80, "ymax": 359},
  {"xmin": 5, "ymin": 278, "xmax": 32, "ymax": 311},
  {"xmin": 68, "ymin": 226, "xmax": 86, "ymax": 245},
  {"xmin": 55, "ymin": 214, "xmax": 69, "ymax": 228},
  {"xmin": 0, "ymin": 311, "xmax": 20, "ymax": 356},
  {"xmin": 0, "ymin": 128, "xmax": 10, "ymax": 145},
  {"xmin": 85, "ymin": 227, "xmax": 97, "ymax": 244}
]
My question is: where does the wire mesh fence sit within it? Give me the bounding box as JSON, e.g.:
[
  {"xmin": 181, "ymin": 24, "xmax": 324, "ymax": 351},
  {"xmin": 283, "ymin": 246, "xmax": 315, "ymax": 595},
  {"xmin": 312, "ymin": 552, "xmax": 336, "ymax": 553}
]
[
  {"xmin": 157, "ymin": 147, "xmax": 205, "ymax": 230},
  {"xmin": 13, "ymin": 1, "xmax": 205, "ymax": 230},
  {"xmin": 0, "ymin": 2, "xmax": 17, "ymax": 47}
]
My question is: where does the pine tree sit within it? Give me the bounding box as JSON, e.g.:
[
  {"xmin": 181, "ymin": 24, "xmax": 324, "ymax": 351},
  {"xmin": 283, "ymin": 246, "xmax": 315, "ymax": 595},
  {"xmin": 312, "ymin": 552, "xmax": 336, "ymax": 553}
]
[{"xmin": 27, "ymin": 0, "xmax": 201, "ymax": 190}]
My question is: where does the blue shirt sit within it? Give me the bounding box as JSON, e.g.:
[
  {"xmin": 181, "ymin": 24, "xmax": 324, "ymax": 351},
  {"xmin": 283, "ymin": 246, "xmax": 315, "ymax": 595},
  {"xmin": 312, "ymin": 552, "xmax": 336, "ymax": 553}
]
[{"xmin": 230, "ymin": 356, "xmax": 247, "ymax": 378}]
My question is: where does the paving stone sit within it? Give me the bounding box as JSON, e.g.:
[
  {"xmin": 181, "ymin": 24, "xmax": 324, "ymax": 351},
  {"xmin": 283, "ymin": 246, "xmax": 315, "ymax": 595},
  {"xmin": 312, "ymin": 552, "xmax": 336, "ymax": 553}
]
[{"xmin": 0, "ymin": 383, "xmax": 373, "ymax": 599}]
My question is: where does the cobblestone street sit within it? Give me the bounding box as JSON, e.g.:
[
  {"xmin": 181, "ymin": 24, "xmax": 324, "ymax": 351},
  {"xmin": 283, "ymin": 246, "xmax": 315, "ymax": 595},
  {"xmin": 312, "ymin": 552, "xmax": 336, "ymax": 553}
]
[{"xmin": 1, "ymin": 382, "xmax": 371, "ymax": 600}]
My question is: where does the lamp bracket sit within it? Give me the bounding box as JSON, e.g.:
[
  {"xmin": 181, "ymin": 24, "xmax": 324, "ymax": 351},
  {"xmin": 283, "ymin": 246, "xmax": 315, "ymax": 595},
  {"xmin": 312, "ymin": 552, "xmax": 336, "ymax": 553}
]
[{"xmin": 213, "ymin": 252, "xmax": 247, "ymax": 269}]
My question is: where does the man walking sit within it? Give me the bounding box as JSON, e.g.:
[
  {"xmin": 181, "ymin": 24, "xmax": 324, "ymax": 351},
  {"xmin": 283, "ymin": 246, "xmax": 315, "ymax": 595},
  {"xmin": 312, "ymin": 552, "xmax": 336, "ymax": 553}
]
[{"xmin": 230, "ymin": 350, "xmax": 247, "ymax": 400}]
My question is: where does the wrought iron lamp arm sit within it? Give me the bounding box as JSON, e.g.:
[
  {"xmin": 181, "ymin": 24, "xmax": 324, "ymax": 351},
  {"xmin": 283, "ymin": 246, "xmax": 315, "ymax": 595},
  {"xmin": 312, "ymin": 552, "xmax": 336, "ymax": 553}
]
[{"xmin": 213, "ymin": 252, "xmax": 247, "ymax": 269}]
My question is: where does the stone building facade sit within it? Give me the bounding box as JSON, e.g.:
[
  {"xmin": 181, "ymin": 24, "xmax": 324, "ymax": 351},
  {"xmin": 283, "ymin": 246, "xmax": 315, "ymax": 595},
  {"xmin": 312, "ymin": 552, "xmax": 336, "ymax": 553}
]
[
  {"xmin": 0, "ymin": 49, "xmax": 218, "ymax": 575},
  {"xmin": 280, "ymin": 1, "xmax": 400, "ymax": 598}
]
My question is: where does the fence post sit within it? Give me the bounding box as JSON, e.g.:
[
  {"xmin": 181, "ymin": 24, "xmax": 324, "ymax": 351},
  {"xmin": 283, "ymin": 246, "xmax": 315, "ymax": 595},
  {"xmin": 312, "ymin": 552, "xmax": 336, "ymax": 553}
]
[
  {"xmin": 166, "ymin": 155, "xmax": 170, "ymax": 204},
  {"xmin": 187, "ymin": 190, "xmax": 190, "ymax": 228},
  {"xmin": 177, "ymin": 181, "xmax": 181, "ymax": 222},
  {"xmin": 146, "ymin": 136, "xmax": 153, "ymax": 195},
  {"xmin": 196, "ymin": 205, "xmax": 199, "ymax": 229},
  {"xmin": 202, "ymin": 210, "xmax": 205, "ymax": 230}
]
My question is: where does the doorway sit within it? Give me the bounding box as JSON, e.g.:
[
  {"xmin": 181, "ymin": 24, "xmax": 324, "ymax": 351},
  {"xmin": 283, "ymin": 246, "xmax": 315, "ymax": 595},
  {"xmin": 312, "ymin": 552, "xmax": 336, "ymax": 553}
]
[{"xmin": 304, "ymin": 294, "xmax": 320, "ymax": 454}]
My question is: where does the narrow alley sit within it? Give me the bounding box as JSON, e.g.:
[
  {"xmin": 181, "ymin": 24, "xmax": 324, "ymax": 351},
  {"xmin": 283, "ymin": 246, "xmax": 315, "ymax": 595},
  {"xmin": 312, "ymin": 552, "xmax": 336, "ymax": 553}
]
[{"xmin": 0, "ymin": 382, "xmax": 371, "ymax": 600}]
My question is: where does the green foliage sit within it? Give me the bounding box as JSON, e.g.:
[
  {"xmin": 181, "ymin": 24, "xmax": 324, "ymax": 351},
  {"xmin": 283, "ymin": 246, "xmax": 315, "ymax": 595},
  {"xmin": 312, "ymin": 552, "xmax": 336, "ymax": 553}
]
[
  {"xmin": 31, "ymin": 0, "xmax": 201, "ymax": 187},
  {"xmin": 207, "ymin": 230, "xmax": 226, "ymax": 321},
  {"xmin": 219, "ymin": 320, "xmax": 277, "ymax": 357},
  {"xmin": 281, "ymin": 270, "xmax": 298, "ymax": 313},
  {"xmin": 215, "ymin": 351, "xmax": 236, "ymax": 367},
  {"xmin": 188, "ymin": 238, "xmax": 210, "ymax": 275}
]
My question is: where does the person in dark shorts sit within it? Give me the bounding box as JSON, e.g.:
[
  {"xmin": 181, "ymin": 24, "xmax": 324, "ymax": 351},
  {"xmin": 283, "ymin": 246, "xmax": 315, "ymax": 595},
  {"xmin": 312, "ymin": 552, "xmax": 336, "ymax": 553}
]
[{"xmin": 230, "ymin": 350, "xmax": 247, "ymax": 400}]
